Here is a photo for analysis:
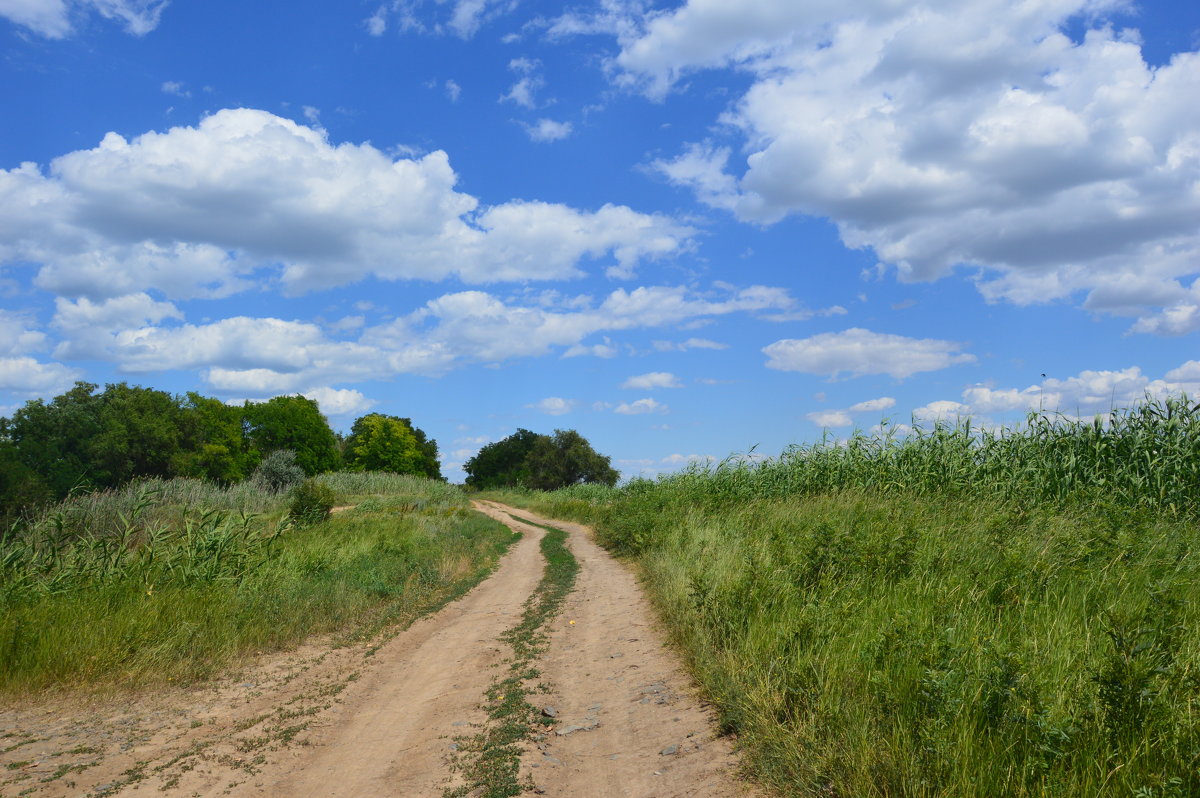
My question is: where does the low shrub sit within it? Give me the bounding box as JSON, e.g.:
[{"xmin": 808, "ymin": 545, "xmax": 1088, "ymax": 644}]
[
  {"xmin": 251, "ymin": 449, "xmax": 305, "ymax": 493},
  {"xmin": 289, "ymin": 478, "xmax": 337, "ymax": 525}
]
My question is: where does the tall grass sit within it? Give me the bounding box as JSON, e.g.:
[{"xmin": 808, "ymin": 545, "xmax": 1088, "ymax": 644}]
[
  {"xmin": 492, "ymin": 397, "xmax": 1200, "ymax": 796},
  {"xmin": 629, "ymin": 395, "xmax": 1200, "ymax": 520},
  {"xmin": 0, "ymin": 474, "xmax": 516, "ymax": 695}
]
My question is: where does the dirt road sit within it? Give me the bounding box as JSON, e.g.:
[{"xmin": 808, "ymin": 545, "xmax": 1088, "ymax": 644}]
[{"xmin": 0, "ymin": 502, "xmax": 759, "ymax": 797}]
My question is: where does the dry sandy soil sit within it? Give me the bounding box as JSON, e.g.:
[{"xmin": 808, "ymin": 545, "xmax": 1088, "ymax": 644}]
[{"xmin": 0, "ymin": 502, "xmax": 761, "ymax": 798}]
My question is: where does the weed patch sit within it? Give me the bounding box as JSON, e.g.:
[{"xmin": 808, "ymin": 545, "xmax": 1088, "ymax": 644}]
[
  {"xmin": 445, "ymin": 515, "xmax": 578, "ymax": 798},
  {"xmin": 0, "ymin": 475, "xmax": 516, "ymax": 695}
]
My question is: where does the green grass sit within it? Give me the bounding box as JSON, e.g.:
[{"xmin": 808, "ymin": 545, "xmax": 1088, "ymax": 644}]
[
  {"xmin": 0, "ymin": 474, "xmax": 518, "ymax": 695},
  {"xmin": 487, "ymin": 396, "xmax": 1200, "ymax": 797},
  {"xmin": 447, "ymin": 515, "xmax": 579, "ymax": 798}
]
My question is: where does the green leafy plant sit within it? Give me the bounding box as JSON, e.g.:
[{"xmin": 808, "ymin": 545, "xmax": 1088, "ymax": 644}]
[{"xmin": 288, "ymin": 478, "xmax": 337, "ymax": 525}]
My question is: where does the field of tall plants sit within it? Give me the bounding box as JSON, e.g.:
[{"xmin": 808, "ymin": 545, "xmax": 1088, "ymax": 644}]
[
  {"xmin": 1, "ymin": 472, "xmax": 517, "ymax": 695},
  {"xmin": 490, "ymin": 397, "xmax": 1200, "ymax": 797}
]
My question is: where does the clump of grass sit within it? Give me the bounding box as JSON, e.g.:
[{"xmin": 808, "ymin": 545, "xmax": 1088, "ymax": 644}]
[
  {"xmin": 316, "ymin": 471, "xmax": 463, "ymax": 507},
  {"xmin": 491, "ymin": 396, "xmax": 1200, "ymax": 797},
  {"xmin": 288, "ymin": 478, "xmax": 336, "ymax": 525},
  {"xmin": 0, "ymin": 474, "xmax": 516, "ymax": 695}
]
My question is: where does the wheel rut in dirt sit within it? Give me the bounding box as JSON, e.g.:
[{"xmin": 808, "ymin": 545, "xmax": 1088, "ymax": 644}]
[{"xmin": 482, "ymin": 503, "xmax": 760, "ymax": 798}]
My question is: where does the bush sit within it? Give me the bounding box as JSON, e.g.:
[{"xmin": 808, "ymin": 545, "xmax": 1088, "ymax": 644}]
[
  {"xmin": 251, "ymin": 449, "xmax": 305, "ymax": 493},
  {"xmin": 289, "ymin": 478, "xmax": 336, "ymax": 525}
]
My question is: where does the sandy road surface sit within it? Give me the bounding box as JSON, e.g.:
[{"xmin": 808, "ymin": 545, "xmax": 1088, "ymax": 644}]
[
  {"xmin": 483, "ymin": 502, "xmax": 761, "ymax": 798},
  {"xmin": 1, "ymin": 502, "xmax": 759, "ymax": 798}
]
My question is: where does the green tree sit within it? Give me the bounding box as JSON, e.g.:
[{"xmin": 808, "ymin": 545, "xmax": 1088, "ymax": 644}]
[
  {"xmin": 463, "ymin": 428, "xmax": 544, "ymax": 489},
  {"xmin": 243, "ymin": 395, "xmax": 341, "ymax": 476},
  {"xmin": 87, "ymin": 383, "xmax": 186, "ymax": 487},
  {"xmin": 524, "ymin": 429, "xmax": 619, "ymax": 490},
  {"xmin": 6, "ymin": 381, "xmax": 105, "ymax": 497},
  {"xmin": 0, "ymin": 438, "xmax": 49, "ymax": 521},
  {"xmin": 175, "ymin": 393, "xmax": 256, "ymax": 483},
  {"xmin": 463, "ymin": 428, "xmax": 617, "ymax": 490},
  {"xmin": 343, "ymin": 413, "xmax": 442, "ymax": 479}
]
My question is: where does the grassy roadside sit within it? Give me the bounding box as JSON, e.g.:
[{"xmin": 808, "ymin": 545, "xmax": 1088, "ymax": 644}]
[
  {"xmin": 446, "ymin": 513, "xmax": 579, "ymax": 798},
  {"xmin": 0, "ymin": 473, "xmax": 518, "ymax": 696},
  {"xmin": 479, "ymin": 399, "xmax": 1200, "ymax": 797}
]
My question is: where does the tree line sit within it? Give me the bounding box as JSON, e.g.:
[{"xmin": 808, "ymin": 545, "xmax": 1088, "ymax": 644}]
[
  {"xmin": 0, "ymin": 381, "xmax": 441, "ymax": 513},
  {"xmin": 463, "ymin": 428, "xmax": 619, "ymax": 490}
]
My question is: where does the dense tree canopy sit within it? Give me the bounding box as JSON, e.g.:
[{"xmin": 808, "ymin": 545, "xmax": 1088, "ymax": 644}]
[
  {"xmin": 0, "ymin": 383, "xmax": 441, "ymax": 514},
  {"xmin": 464, "ymin": 428, "xmax": 618, "ymax": 490},
  {"xmin": 174, "ymin": 392, "xmax": 257, "ymax": 483},
  {"xmin": 462, "ymin": 428, "xmax": 543, "ymax": 490},
  {"xmin": 242, "ymin": 395, "xmax": 341, "ymax": 476},
  {"xmin": 4, "ymin": 381, "xmax": 104, "ymax": 498},
  {"xmin": 343, "ymin": 413, "xmax": 442, "ymax": 479},
  {"xmin": 524, "ymin": 429, "xmax": 620, "ymax": 490}
]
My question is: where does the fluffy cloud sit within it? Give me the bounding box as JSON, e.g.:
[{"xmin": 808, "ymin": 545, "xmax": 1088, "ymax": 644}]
[
  {"xmin": 0, "ymin": 356, "xmax": 81, "ymax": 397},
  {"xmin": 0, "ymin": 109, "xmax": 694, "ymax": 300},
  {"xmin": 962, "ymin": 367, "xmax": 1195, "ymax": 416},
  {"xmin": 908, "ymin": 364, "xmax": 1200, "ymax": 428},
  {"xmin": 764, "ymin": 328, "xmax": 975, "ymax": 379},
  {"xmin": 849, "ymin": 396, "xmax": 896, "ymax": 413},
  {"xmin": 615, "ymin": 397, "xmax": 667, "ymax": 415},
  {"xmin": 303, "ymin": 387, "xmax": 375, "ymax": 417},
  {"xmin": 44, "ymin": 282, "xmax": 792, "ymax": 399},
  {"xmin": 621, "ymin": 371, "xmax": 682, "ymax": 389},
  {"xmin": 365, "ymin": 5, "xmax": 386, "ymax": 35},
  {"xmin": 806, "ymin": 409, "xmax": 852, "ymax": 428},
  {"xmin": 0, "ymin": 310, "xmax": 47, "ymax": 356},
  {"xmin": 364, "ymin": 283, "xmax": 795, "ymax": 371},
  {"xmin": 1166, "ymin": 361, "xmax": 1200, "ymax": 382},
  {"xmin": 528, "ymin": 396, "xmax": 577, "ymax": 415},
  {"xmin": 524, "ymin": 119, "xmax": 574, "ymax": 142},
  {"xmin": 502, "ymin": 58, "xmax": 545, "ymax": 108},
  {"xmin": 913, "ymin": 400, "xmax": 970, "ymax": 423},
  {"xmin": 806, "ymin": 395, "xmax": 896, "ymax": 427},
  {"xmin": 563, "ymin": 337, "xmax": 619, "ymax": 359},
  {"xmin": 0, "ymin": 0, "xmax": 167, "ymax": 38},
  {"xmin": 608, "ymin": 0, "xmax": 1200, "ymax": 334}
]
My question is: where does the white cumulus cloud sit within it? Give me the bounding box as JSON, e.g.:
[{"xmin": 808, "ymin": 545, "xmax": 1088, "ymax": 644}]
[
  {"xmin": 763, "ymin": 328, "xmax": 975, "ymax": 379},
  {"xmin": 621, "ymin": 371, "xmax": 682, "ymax": 389},
  {"xmin": 42, "ymin": 282, "xmax": 793, "ymax": 399},
  {"xmin": 528, "ymin": 396, "xmax": 577, "ymax": 415},
  {"xmin": 806, "ymin": 409, "xmax": 853, "ymax": 428},
  {"xmin": 848, "ymin": 396, "xmax": 897, "ymax": 413},
  {"xmin": 0, "ymin": 356, "xmax": 81, "ymax": 398},
  {"xmin": 909, "ymin": 364, "xmax": 1200, "ymax": 427},
  {"xmin": 607, "ymin": 0, "xmax": 1200, "ymax": 334},
  {"xmin": 525, "ymin": 118, "xmax": 573, "ymax": 142},
  {"xmin": 0, "ymin": 109, "xmax": 694, "ymax": 300},
  {"xmin": 303, "ymin": 387, "xmax": 375, "ymax": 417},
  {"xmin": 615, "ymin": 397, "xmax": 668, "ymax": 415}
]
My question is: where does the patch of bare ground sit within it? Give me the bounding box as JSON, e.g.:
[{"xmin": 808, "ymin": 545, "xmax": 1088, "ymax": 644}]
[{"xmin": 481, "ymin": 503, "xmax": 762, "ymax": 798}]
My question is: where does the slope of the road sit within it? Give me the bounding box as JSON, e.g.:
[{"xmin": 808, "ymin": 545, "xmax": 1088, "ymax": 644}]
[
  {"xmin": 479, "ymin": 502, "xmax": 761, "ymax": 798},
  {"xmin": 1, "ymin": 501, "xmax": 762, "ymax": 798}
]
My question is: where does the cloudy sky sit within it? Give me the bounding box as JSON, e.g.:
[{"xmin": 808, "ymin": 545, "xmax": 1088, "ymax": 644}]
[{"xmin": 2, "ymin": 0, "xmax": 1199, "ymax": 481}]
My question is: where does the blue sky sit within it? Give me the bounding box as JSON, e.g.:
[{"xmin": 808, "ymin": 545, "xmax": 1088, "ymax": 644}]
[{"xmin": 2, "ymin": 0, "xmax": 1199, "ymax": 482}]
